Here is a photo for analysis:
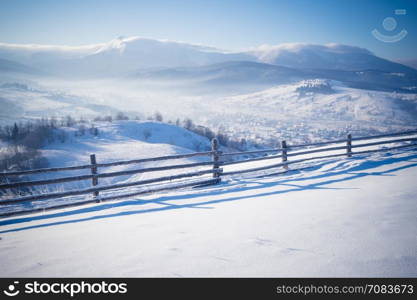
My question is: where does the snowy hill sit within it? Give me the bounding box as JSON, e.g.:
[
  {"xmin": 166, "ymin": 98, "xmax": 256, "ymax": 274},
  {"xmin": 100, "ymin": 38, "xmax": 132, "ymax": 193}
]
[
  {"xmin": 0, "ymin": 120, "xmax": 217, "ymax": 206},
  {"xmin": 42, "ymin": 120, "xmax": 212, "ymax": 168},
  {"xmin": 1, "ymin": 144, "xmax": 416, "ymax": 277},
  {"xmin": 222, "ymin": 80, "xmax": 417, "ymax": 123},
  {"xmin": 200, "ymin": 80, "xmax": 417, "ymax": 145},
  {"xmin": 43, "ymin": 120, "xmax": 212, "ymax": 168},
  {"xmin": 27, "ymin": 121, "xmax": 213, "ymax": 192}
]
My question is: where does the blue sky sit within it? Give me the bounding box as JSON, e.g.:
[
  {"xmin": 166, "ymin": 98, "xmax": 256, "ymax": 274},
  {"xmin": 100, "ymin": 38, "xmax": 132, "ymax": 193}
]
[{"xmin": 0, "ymin": 0, "xmax": 416, "ymax": 60}]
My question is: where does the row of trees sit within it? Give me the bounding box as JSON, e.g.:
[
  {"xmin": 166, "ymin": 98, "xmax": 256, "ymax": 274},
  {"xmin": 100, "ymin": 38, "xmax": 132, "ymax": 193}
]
[
  {"xmin": 0, "ymin": 116, "xmax": 101, "ymax": 173},
  {"xmin": 0, "ymin": 118, "xmax": 56, "ymax": 172},
  {"xmin": 0, "ymin": 117, "xmax": 100, "ymax": 147}
]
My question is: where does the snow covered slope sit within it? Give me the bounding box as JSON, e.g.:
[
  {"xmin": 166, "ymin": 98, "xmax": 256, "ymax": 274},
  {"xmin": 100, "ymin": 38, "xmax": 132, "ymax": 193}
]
[
  {"xmin": 37, "ymin": 121, "xmax": 212, "ymax": 195},
  {"xmin": 0, "ymin": 148, "xmax": 416, "ymax": 277},
  {"xmin": 201, "ymin": 80, "xmax": 417, "ymax": 145},
  {"xmin": 42, "ymin": 120, "xmax": 212, "ymax": 170},
  {"xmin": 222, "ymin": 80, "xmax": 417, "ymax": 123},
  {"xmin": 0, "ymin": 120, "xmax": 215, "ymax": 203}
]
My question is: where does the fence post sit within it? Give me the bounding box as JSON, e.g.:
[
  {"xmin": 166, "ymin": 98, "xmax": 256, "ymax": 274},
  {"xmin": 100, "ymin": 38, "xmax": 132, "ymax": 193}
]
[
  {"xmin": 211, "ymin": 138, "xmax": 221, "ymax": 183},
  {"xmin": 347, "ymin": 134, "xmax": 352, "ymax": 158},
  {"xmin": 90, "ymin": 154, "xmax": 99, "ymax": 201},
  {"xmin": 281, "ymin": 140, "xmax": 288, "ymax": 170}
]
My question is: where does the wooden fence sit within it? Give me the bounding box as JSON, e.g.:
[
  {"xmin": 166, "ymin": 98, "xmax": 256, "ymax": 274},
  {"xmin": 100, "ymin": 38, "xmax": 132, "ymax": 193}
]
[{"xmin": 1, "ymin": 129, "xmax": 417, "ymax": 217}]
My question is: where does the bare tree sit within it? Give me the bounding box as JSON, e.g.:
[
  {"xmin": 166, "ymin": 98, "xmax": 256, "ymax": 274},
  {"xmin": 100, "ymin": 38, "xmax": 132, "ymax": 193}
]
[{"xmin": 65, "ymin": 115, "xmax": 75, "ymax": 127}]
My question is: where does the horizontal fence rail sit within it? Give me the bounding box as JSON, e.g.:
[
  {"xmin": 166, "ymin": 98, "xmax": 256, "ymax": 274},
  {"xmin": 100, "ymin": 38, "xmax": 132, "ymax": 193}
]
[
  {"xmin": 0, "ymin": 161, "xmax": 215, "ymax": 190},
  {"xmin": 1, "ymin": 151, "xmax": 215, "ymax": 177},
  {"xmin": 0, "ymin": 168, "xmax": 222, "ymax": 205},
  {"xmin": 1, "ymin": 129, "xmax": 417, "ymax": 218}
]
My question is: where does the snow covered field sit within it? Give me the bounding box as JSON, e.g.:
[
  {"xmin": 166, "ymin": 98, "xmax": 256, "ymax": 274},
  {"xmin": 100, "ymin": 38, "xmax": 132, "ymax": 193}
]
[{"xmin": 0, "ymin": 149, "xmax": 416, "ymax": 277}]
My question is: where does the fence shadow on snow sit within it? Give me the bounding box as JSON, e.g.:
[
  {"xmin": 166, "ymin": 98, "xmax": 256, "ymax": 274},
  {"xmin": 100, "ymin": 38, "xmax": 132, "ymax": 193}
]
[{"xmin": 1, "ymin": 151, "xmax": 417, "ymax": 233}]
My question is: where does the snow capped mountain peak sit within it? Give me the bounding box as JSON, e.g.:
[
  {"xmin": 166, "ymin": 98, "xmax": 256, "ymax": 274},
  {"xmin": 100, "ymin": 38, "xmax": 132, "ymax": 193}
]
[
  {"xmin": 92, "ymin": 36, "xmax": 130, "ymax": 55},
  {"xmin": 89, "ymin": 35, "xmax": 222, "ymax": 57}
]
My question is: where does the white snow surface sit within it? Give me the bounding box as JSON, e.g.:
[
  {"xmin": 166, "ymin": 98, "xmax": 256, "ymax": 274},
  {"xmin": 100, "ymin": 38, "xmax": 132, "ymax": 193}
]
[{"xmin": 0, "ymin": 146, "xmax": 416, "ymax": 277}]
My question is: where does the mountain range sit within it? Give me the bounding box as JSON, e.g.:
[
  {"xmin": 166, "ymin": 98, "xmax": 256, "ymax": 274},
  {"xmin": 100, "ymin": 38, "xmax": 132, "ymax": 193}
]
[{"xmin": 1, "ymin": 36, "xmax": 416, "ymax": 92}]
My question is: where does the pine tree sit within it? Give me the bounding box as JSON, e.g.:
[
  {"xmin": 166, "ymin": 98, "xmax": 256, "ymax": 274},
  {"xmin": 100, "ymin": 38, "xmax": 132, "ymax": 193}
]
[
  {"xmin": 11, "ymin": 123, "xmax": 19, "ymax": 141},
  {"xmin": 154, "ymin": 111, "xmax": 163, "ymax": 122}
]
